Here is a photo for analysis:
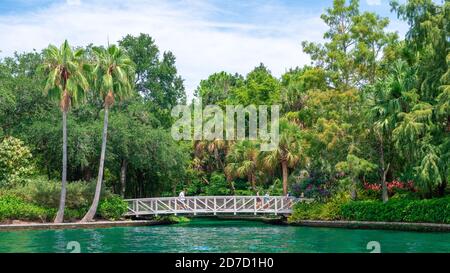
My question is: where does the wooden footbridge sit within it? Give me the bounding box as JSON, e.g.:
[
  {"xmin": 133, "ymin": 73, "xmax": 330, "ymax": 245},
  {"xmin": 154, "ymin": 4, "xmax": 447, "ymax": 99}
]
[{"xmin": 124, "ymin": 196, "xmax": 313, "ymax": 216}]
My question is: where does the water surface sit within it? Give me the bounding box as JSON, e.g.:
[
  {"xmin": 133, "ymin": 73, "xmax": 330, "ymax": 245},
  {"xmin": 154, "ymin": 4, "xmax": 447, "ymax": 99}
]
[{"xmin": 0, "ymin": 218, "xmax": 449, "ymax": 253}]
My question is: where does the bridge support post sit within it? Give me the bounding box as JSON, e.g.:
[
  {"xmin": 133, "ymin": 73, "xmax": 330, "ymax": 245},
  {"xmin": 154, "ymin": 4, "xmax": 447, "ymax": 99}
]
[
  {"xmin": 233, "ymin": 197, "xmax": 236, "ymax": 215},
  {"xmin": 274, "ymin": 198, "xmax": 278, "ymax": 215},
  {"xmin": 194, "ymin": 198, "xmax": 197, "ymax": 216}
]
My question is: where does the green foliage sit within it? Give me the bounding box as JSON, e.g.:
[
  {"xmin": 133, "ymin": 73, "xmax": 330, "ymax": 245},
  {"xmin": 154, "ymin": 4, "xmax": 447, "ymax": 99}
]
[
  {"xmin": 10, "ymin": 177, "xmax": 108, "ymax": 209},
  {"xmin": 288, "ymin": 192, "xmax": 350, "ymax": 222},
  {"xmin": 290, "ymin": 195, "xmax": 450, "ymax": 224},
  {"xmin": 340, "ymin": 198, "xmax": 450, "ymax": 223},
  {"xmin": 0, "ymin": 194, "xmax": 52, "ymax": 222},
  {"xmin": 0, "ymin": 136, "xmax": 34, "ymax": 188},
  {"xmin": 119, "ymin": 33, "xmax": 186, "ymax": 125},
  {"xmin": 204, "ymin": 173, "xmax": 230, "ymax": 196},
  {"xmin": 98, "ymin": 195, "xmax": 128, "ymax": 220}
]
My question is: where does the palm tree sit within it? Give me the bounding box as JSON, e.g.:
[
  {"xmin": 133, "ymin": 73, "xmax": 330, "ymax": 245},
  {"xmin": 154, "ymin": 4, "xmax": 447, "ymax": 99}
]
[
  {"xmin": 81, "ymin": 45, "xmax": 135, "ymax": 222},
  {"xmin": 42, "ymin": 40, "xmax": 89, "ymax": 223},
  {"xmin": 225, "ymin": 140, "xmax": 260, "ymax": 191},
  {"xmin": 261, "ymin": 119, "xmax": 302, "ymax": 195},
  {"xmin": 368, "ymin": 60, "xmax": 415, "ymax": 202}
]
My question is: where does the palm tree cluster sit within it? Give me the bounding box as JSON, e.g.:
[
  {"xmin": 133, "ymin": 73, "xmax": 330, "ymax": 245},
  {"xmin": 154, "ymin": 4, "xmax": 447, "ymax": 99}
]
[
  {"xmin": 41, "ymin": 40, "xmax": 135, "ymax": 223},
  {"xmin": 194, "ymin": 118, "xmax": 305, "ymax": 196}
]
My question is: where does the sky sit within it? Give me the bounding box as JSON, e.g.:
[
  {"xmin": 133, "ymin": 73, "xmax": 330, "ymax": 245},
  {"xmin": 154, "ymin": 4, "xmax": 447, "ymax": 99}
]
[{"xmin": 0, "ymin": 0, "xmax": 410, "ymax": 99}]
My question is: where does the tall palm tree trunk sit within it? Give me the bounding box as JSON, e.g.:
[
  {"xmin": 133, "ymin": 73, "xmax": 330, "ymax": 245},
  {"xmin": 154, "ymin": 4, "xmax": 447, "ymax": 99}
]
[
  {"xmin": 281, "ymin": 160, "xmax": 288, "ymax": 195},
  {"xmin": 248, "ymin": 173, "xmax": 256, "ymax": 191},
  {"xmin": 54, "ymin": 110, "xmax": 68, "ymax": 223},
  {"xmin": 81, "ymin": 107, "xmax": 109, "ymax": 222}
]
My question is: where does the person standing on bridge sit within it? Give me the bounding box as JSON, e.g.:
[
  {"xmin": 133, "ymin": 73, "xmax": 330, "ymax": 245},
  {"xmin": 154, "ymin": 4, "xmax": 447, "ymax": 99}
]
[
  {"xmin": 263, "ymin": 192, "xmax": 270, "ymax": 209},
  {"xmin": 256, "ymin": 191, "xmax": 262, "ymax": 209},
  {"xmin": 178, "ymin": 189, "xmax": 186, "ymax": 210}
]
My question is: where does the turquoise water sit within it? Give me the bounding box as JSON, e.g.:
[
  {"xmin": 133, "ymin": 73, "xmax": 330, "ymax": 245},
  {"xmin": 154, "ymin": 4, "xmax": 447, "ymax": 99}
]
[{"xmin": 0, "ymin": 218, "xmax": 449, "ymax": 253}]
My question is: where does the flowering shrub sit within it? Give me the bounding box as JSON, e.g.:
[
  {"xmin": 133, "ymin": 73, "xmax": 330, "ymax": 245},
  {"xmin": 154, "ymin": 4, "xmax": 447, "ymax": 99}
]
[
  {"xmin": 291, "ymin": 171, "xmax": 332, "ymax": 201},
  {"xmin": 363, "ymin": 180, "xmax": 415, "ymax": 196}
]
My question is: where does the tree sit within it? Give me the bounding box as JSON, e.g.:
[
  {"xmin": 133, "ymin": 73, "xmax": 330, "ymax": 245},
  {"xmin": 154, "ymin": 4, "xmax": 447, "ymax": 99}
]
[
  {"xmin": 119, "ymin": 33, "xmax": 186, "ymax": 127},
  {"xmin": 225, "ymin": 140, "xmax": 260, "ymax": 191},
  {"xmin": 368, "ymin": 60, "xmax": 416, "ymax": 202},
  {"xmin": 41, "ymin": 40, "xmax": 89, "ymax": 223},
  {"xmin": 227, "ymin": 63, "xmax": 280, "ymax": 106},
  {"xmin": 194, "ymin": 71, "xmax": 244, "ymax": 105},
  {"xmin": 336, "ymin": 154, "xmax": 377, "ymax": 200},
  {"xmin": 261, "ymin": 119, "xmax": 302, "ymax": 195},
  {"xmin": 302, "ymin": 0, "xmax": 394, "ymax": 89},
  {"xmin": 390, "ymin": 0, "xmax": 449, "ymax": 197},
  {"xmin": 81, "ymin": 45, "xmax": 135, "ymax": 222}
]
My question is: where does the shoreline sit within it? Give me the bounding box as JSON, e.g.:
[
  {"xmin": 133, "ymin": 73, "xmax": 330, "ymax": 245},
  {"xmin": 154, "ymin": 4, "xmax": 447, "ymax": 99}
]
[
  {"xmin": 0, "ymin": 219, "xmax": 174, "ymax": 232},
  {"xmin": 1, "ymin": 217, "xmax": 450, "ymax": 233},
  {"xmin": 287, "ymin": 220, "xmax": 450, "ymax": 232}
]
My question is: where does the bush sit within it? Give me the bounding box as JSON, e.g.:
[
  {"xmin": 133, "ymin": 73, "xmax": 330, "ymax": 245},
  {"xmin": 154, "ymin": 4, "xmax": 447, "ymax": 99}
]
[
  {"xmin": 98, "ymin": 195, "xmax": 128, "ymax": 220},
  {"xmin": 288, "ymin": 192, "xmax": 349, "ymax": 222},
  {"xmin": 290, "ymin": 194, "xmax": 450, "ymax": 224},
  {"xmin": 0, "ymin": 136, "xmax": 34, "ymax": 188},
  {"xmin": 204, "ymin": 173, "xmax": 230, "ymax": 196},
  {"xmin": 0, "ymin": 194, "xmax": 53, "ymax": 222},
  {"xmin": 290, "ymin": 171, "xmax": 331, "ymax": 201},
  {"xmin": 12, "ymin": 176, "xmax": 111, "ymax": 209},
  {"xmin": 340, "ymin": 197, "xmax": 450, "ymax": 223}
]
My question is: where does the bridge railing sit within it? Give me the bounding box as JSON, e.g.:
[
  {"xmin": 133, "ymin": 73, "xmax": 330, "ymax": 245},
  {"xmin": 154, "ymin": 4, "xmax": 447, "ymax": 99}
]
[{"xmin": 124, "ymin": 196, "xmax": 313, "ymax": 216}]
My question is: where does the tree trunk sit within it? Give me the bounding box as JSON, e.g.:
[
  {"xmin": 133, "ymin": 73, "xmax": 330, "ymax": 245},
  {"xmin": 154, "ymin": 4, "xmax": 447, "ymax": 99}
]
[
  {"xmin": 281, "ymin": 160, "xmax": 288, "ymax": 195},
  {"xmin": 249, "ymin": 173, "xmax": 256, "ymax": 191},
  {"xmin": 54, "ymin": 110, "xmax": 68, "ymax": 223},
  {"xmin": 381, "ymin": 163, "xmax": 390, "ymax": 203},
  {"xmin": 438, "ymin": 179, "xmax": 447, "ymax": 197},
  {"xmin": 120, "ymin": 159, "xmax": 127, "ymax": 198},
  {"xmin": 351, "ymin": 179, "xmax": 358, "ymax": 201},
  {"xmin": 379, "ymin": 137, "xmax": 389, "ymax": 203},
  {"xmin": 226, "ymin": 174, "xmax": 235, "ymax": 194},
  {"xmin": 81, "ymin": 107, "xmax": 109, "ymax": 222}
]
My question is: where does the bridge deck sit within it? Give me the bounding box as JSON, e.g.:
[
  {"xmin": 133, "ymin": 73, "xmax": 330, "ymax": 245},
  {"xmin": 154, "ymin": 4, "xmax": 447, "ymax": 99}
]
[{"xmin": 125, "ymin": 196, "xmax": 313, "ymax": 216}]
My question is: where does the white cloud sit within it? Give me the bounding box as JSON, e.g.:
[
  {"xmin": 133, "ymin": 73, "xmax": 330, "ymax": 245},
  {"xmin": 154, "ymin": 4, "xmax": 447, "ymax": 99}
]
[
  {"xmin": 366, "ymin": 0, "xmax": 382, "ymax": 6},
  {"xmin": 0, "ymin": 0, "xmax": 326, "ymax": 98},
  {"xmin": 66, "ymin": 0, "xmax": 81, "ymax": 5}
]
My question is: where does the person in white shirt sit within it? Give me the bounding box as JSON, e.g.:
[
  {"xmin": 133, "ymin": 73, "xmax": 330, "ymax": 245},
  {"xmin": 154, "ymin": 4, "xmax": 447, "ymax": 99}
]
[{"xmin": 178, "ymin": 190, "xmax": 186, "ymax": 209}]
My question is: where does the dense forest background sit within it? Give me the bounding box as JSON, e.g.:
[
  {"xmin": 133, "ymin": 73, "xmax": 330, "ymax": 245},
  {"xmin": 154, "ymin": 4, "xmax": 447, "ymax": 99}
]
[{"xmin": 0, "ymin": 0, "xmax": 448, "ymax": 209}]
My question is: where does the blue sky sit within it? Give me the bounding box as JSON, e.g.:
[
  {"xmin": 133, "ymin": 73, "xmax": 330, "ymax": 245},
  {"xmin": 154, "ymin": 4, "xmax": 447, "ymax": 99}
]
[{"xmin": 0, "ymin": 0, "xmax": 409, "ymax": 98}]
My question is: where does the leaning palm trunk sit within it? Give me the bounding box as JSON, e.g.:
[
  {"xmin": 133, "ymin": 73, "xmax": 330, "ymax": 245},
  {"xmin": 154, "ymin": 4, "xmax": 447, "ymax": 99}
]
[
  {"xmin": 54, "ymin": 109, "xmax": 68, "ymax": 223},
  {"xmin": 81, "ymin": 106, "xmax": 109, "ymax": 222}
]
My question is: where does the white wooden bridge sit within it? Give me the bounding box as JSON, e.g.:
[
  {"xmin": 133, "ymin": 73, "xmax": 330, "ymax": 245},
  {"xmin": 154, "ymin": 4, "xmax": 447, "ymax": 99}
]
[{"xmin": 124, "ymin": 196, "xmax": 313, "ymax": 216}]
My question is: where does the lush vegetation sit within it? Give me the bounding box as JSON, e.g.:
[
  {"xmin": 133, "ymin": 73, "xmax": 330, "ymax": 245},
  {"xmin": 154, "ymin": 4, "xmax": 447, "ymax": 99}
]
[
  {"xmin": 289, "ymin": 196, "xmax": 450, "ymax": 224},
  {"xmin": 0, "ymin": 0, "xmax": 448, "ymax": 223}
]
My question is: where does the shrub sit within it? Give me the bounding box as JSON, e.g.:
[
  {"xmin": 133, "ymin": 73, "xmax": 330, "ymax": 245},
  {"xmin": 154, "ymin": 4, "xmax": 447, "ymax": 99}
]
[
  {"xmin": 204, "ymin": 173, "xmax": 230, "ymax": 196},
  {"xmin": 12, "ymin": 176, "xmax": 110, "ymax": 209},
  {"xmin": 340, "ymin": 197, "xmax": 450, "ymax": 223},
  {"xmin": 98, "ymin": 195, "xmax": 128, "ymax": 220},
  {"xmin": 288, "ymin": 192, "xmax": 350, "ymax": 222},
  {"xmin": 0, "ymin": 136, "xmax": 34, "ymax": 188},
  {"xmin": 291, "ymin": 171, "xmax": 332, "ymax": 201},
  {"xmin": 0, "ymin": 194, "xmax": 53, "ymax": 222}
]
